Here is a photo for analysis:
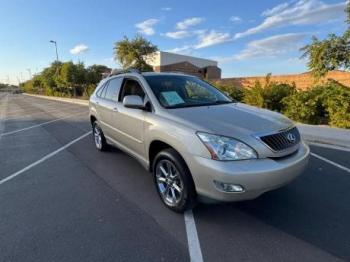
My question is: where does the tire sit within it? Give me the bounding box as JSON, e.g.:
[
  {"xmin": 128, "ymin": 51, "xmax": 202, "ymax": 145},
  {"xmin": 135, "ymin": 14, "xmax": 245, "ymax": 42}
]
[
  {"xmin": 153, "ymin": 148, "xmax": 197, "ymax": 213},
  {"xmin": 92, "ymin": 121, "xmax": 108, "ymax": 151}
]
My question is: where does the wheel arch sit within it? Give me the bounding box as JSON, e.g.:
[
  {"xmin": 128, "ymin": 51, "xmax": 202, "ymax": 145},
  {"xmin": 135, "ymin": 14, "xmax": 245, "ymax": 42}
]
[
  {"xmin": 148, "ymin": 140, "xmax": 189, "ymax": 173},
  {"xmin": 90, "ymin": 115, "xmax": 97, "ymax": 126}
]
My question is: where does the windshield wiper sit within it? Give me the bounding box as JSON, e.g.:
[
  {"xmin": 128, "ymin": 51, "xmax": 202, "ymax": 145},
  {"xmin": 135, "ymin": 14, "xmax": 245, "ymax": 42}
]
[
  {"xmin": 211, "ymin": 100, "xmax": 234, "ymax": 105},
  {"xmin": 165, "ymin": 100, "xmax": 234, "ymax": 109}
]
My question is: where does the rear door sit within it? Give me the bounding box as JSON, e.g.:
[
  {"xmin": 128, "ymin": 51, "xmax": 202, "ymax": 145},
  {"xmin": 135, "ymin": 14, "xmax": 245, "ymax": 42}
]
[{"xmin": 97, "ymin": 77, "xmax": 123, "ymax": 137}]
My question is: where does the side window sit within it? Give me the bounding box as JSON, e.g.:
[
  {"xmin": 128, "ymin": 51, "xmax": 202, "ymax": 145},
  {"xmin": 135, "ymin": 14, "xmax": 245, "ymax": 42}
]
[
  {"xmin": 104, "ymin": 77, "xmax": 123, "ymax": 101},
  {"xmin": 96, "ymin": 82, "xmax": 107, "ymax": 97},
  {"xmin": 119, "ymin": 79, "xmax": 145, "ymax": 102},
  {"xmin": 100, "ymin": 81, "xmax": 109, "ymax": 98}
]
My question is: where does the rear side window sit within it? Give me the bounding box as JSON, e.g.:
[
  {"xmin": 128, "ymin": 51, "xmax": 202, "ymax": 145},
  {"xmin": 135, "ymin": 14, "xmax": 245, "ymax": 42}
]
[
  {"xmin": 96, "ymin": 81, "xmax": 107, "ymax": 97},
  {"xmin": 104, "ymin": 77, "xmax": 123, "ymax": 102}
]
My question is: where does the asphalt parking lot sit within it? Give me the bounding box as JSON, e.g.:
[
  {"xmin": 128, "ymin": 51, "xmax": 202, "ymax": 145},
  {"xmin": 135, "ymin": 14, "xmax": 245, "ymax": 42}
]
[{"xmin": 0, "ymin": 93, "xmax": 349, "ymax": 262}]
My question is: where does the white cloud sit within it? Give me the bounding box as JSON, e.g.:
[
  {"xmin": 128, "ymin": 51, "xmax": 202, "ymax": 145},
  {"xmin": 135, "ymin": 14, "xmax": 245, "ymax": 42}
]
[
  {"xmin": 166, "ymin": 45, "xmax": 192, "ymax": 54},
  {"xmin": 234, "ymin": 33, "xmax": 308, "ymax": 60},
  {"xmin": 176, "ymin": 17, "xmax": 205, "ymax": 30},
  {"xmin": 195, "ymin": 30, "xmax": 232, "ymax": 49},
  {"xmin": 161, "ymin": 7, "xmax": 172, "ymax": 11},
  {"xmin": 261, "ymin": 2, "xmax": 290, "ymax": 17},
  {"xmin": 235, "ymin": 0, "xmax": 346, "ymax": 39},
  {"xmin": 135, "ymin": 19, "xmax": 159, "ymax": 35},
  {"xmin": 70, "ymin": 44, "xmax": 89, "ymax": 55},
  {"xmin": 230, "ymin": 16, "xmax": 242, "ymax": 22},
  {"xmin": 165, "ymin": 30, "xmax": 192, "ymax": 39}
]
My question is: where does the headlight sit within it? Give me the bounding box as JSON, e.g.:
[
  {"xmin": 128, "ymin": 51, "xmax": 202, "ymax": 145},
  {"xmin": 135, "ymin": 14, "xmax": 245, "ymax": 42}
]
[{"xmin": 197, "ymin": 132, "xmax": 257, "ymax": 160}]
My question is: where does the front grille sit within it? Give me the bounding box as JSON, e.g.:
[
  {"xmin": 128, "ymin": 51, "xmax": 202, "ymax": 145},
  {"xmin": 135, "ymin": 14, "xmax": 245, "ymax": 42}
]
[{"xmin": 259, "ymin": 127, "xmax": 300, "ymax": 151}]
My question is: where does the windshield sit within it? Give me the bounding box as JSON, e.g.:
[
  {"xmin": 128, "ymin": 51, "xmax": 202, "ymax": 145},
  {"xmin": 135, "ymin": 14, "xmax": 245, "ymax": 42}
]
[{"xmin": 144, "ymin": 75, "xmax": 233, "ymax": 109}]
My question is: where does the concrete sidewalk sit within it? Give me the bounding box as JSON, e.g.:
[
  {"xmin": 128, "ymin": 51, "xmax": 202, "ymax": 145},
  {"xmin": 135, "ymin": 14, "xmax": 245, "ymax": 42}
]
[
  {"xmin": 23, "ymin": 93, "xmax": 350, "ymax": 149},
  {"xmin": 297, "ymin": 123, "xmax": 350, "ymax": 149}
]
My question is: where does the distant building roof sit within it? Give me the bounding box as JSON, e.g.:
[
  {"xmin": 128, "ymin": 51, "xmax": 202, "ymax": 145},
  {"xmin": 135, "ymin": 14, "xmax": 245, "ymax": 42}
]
[{"xmin": 145, "ymin": 51, "xmax": 218, "ymax": 69}]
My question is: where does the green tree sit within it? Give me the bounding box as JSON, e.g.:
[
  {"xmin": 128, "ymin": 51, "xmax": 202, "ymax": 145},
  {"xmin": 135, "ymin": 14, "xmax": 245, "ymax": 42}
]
[
  {"xmin": 301, "ymin": 2, "xmax": 350, "ymax": 78},
  {"xmin": 86, "ymin": 64, "xmax": 111, "ymax": 85},
  {"xmin": 114, "ymin": 35, "xmax": 158, "ymax": 71}
]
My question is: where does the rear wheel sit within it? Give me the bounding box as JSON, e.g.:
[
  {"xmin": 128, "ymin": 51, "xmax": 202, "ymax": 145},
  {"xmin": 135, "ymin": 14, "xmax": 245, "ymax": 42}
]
[
  {"xmin": 153, "ymin": 148, "xmax": 197, "ymax": 213},
  {"xmin": 92, "ymin": 121, "xmax": 108, "ymax": 151}
]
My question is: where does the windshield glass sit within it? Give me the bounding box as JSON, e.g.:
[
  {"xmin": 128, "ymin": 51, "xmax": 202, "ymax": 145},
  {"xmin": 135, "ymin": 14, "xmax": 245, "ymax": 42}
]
[{"xmin": 144, "ymin": 75, "xmax": 233, "ymax": 109}]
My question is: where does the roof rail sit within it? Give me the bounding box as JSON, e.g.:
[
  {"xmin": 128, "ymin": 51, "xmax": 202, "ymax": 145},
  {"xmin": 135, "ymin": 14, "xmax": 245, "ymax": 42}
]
[
  {"xmin": 109, "ymin": 68, "xmax": 141, "ymax": 77},
  {"xmin": 164, "ymin": 71, "xmax": 189, "ymax": 75}
]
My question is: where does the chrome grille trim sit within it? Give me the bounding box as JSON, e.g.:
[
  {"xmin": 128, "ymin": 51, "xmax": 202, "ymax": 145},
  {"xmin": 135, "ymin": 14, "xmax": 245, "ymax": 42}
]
[{"xmin": 256, "ymin": 126, "xmax": 301, "ymax": 152}]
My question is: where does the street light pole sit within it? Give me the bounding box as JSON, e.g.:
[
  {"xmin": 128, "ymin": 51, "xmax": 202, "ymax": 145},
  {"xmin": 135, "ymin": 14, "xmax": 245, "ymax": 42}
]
[
  {"xmin": 26, "ymin": 69, "xmax": 32, "ymax": 79},
  {"xmin": 50, "ymin": 40, "xmax": 59, "ymax": 62},
  {"xmin": 50, "ymin": 40, "xmax": 59, "ymax": 77}
]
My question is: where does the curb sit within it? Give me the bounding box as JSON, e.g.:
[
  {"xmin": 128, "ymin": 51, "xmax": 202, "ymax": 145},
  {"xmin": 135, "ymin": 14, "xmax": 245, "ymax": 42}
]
[{"xmin": 23, "ymin": 93, "xmax": 89, "ymax": 106}]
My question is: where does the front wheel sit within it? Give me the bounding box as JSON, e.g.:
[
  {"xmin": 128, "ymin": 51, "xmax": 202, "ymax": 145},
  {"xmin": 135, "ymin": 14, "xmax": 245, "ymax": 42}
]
[
  {"xmin": 92, "ymin": 121, "xmax": 108, "ymax": 151},
  {"xmin": 153, "ymin": 149, "xmax": 197, "ymax": 213}
]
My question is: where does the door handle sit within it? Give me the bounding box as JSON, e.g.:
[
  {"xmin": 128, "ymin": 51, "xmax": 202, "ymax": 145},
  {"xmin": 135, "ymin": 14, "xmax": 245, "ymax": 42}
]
[{"xmin": 112, "ymin": 107, "xmax": 118, "ymax": 112}]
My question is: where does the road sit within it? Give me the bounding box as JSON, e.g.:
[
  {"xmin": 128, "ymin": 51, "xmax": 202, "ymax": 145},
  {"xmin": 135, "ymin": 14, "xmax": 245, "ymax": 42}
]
[{"xmin": 0, "ymin": 93, "xmax": 349, "ymax": 262}]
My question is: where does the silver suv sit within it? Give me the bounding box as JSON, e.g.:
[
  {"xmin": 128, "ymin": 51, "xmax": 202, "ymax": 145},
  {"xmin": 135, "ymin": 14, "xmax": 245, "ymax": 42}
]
[{"xmin": 89, "ymin": 70, "xmax": 309, "ymax": 212}]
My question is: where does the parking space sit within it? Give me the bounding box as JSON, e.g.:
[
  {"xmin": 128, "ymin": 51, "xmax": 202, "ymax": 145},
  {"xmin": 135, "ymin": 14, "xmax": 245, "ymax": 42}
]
[{"xmin": 0, "ymin": 93, "xmax": 349, "ymax": 261}]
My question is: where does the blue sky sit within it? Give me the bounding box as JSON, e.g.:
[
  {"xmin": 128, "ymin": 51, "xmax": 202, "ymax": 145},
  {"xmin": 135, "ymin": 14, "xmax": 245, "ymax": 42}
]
[{"xmin": 0, "ymin": 0, "xmax": 347, "ymax": 84}]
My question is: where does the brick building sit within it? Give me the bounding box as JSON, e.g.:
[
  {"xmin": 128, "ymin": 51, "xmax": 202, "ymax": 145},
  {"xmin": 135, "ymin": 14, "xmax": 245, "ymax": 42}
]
[{"xmin": 145, "ymin": 51, "xmax": 221, "ymax": 80}]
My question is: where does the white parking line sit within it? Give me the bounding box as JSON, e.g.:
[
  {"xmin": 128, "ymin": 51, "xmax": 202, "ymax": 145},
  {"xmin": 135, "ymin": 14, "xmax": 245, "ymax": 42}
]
[
  {"xmin": 184, "ymin": 210, "xmax": 204, "ymax": 262},
  {"xmin": 1, "ymin": 112, "xmax": 87, "ymax": 137},
  {"xmin": 311, "ymin": 153, "xmax": 350, "ymax": 173},
  {"xmin": 0, "ymin": 131, "xmax": 91, "ymax": 185},
  {"xmin": 4, "ymin": 107, "xmax": 86, "ymax": 121}
]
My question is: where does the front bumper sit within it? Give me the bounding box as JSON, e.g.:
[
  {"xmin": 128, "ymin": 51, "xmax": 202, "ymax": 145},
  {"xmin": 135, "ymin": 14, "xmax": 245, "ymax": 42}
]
[{"xmin": 186, "ymin": 142, "xmax": 310, "ymax": 202}]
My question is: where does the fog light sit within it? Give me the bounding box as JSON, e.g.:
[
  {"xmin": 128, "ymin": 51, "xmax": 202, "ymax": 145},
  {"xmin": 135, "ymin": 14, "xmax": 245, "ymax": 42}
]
[{"xmin": 214, "ymin": 180, "xmax": 244, "ymax": 193}]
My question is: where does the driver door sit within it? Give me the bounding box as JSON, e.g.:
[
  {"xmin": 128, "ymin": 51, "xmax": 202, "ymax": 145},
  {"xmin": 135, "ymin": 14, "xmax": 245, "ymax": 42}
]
[{"xmin": 111, "ymin": 78, "xmax": 146, "ymax": 158}]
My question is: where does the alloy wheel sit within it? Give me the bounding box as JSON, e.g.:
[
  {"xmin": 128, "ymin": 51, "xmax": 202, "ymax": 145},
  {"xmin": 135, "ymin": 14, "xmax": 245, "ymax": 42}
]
[
  {"xmin": 155, "ymin": 159, "xmax": 184, "ymax": 206},
  {"xmin": 93, "ymin": 125, "xmax": 102, "ymax": 149}
]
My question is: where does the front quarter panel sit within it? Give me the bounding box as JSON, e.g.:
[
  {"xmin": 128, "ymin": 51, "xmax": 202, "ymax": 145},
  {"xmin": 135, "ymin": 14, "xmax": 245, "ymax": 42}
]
[{"xmin": 144, "ymin": 113, "xmax": 211, "ymax": 165}]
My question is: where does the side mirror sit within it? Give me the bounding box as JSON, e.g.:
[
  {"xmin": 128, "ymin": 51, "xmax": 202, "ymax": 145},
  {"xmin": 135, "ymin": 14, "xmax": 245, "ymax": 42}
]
[{"xmin": 123, "ymin": 95, "xmax": 145, "ymax": 109}]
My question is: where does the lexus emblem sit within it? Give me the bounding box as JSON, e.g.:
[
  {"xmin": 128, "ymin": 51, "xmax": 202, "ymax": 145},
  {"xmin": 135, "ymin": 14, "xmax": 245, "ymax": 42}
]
[{"xmin": 286, "ymin": 133, "xmax": 296, "ymax": 143}]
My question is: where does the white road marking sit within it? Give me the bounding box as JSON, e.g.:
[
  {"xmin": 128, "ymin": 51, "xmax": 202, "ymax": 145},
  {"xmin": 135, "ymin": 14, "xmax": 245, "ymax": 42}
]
[
  {"xmin": 311, "ymin": 153, "xmax": 350, "ymax": 173},
  {"xmin": 0, "ymin": 131, "xmax": 91, "ymax": 185},
  {"xmin": 184, "ymin": 210, "xmax": 204, "ymax": 262},
  {"xmin": 1, "ymin": 112, "xmax": 87, "ymax": 137}
]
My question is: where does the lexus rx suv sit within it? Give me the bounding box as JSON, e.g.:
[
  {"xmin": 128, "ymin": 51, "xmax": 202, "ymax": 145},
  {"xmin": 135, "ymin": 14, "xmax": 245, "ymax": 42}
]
[{"xmin": 89, "ymin": 70, "xmax": 309, "ymax": 212}]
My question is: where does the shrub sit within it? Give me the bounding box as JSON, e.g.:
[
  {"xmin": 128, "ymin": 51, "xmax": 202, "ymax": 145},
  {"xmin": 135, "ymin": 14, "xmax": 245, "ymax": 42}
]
[
  {"xmin": 282, "ymin": 86, "xmax": 326, "ymax": 124},
  {"xmin": 244, "ymin": 74, "xmax": 296, "ymax": 111},
  {"xmin": 243, "ymin": 81, "xmax": 264, "ymax": 107},
  {"xmin": 211, "ymin": 81, "xmax": 244, "ymax": 101},
  {"xmin": 283, "ymin": 80, "xmax": 350, "ymax": 128},
  {"xmin": 321, "ymin": 81, "xmax": 350, "ymax": 128}
]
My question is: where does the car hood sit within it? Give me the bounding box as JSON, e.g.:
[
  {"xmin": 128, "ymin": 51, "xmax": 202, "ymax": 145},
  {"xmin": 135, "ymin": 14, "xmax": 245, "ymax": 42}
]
[{"xmin": 165, "ymin": 103, "xmax": 293, "ymax": 138}]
